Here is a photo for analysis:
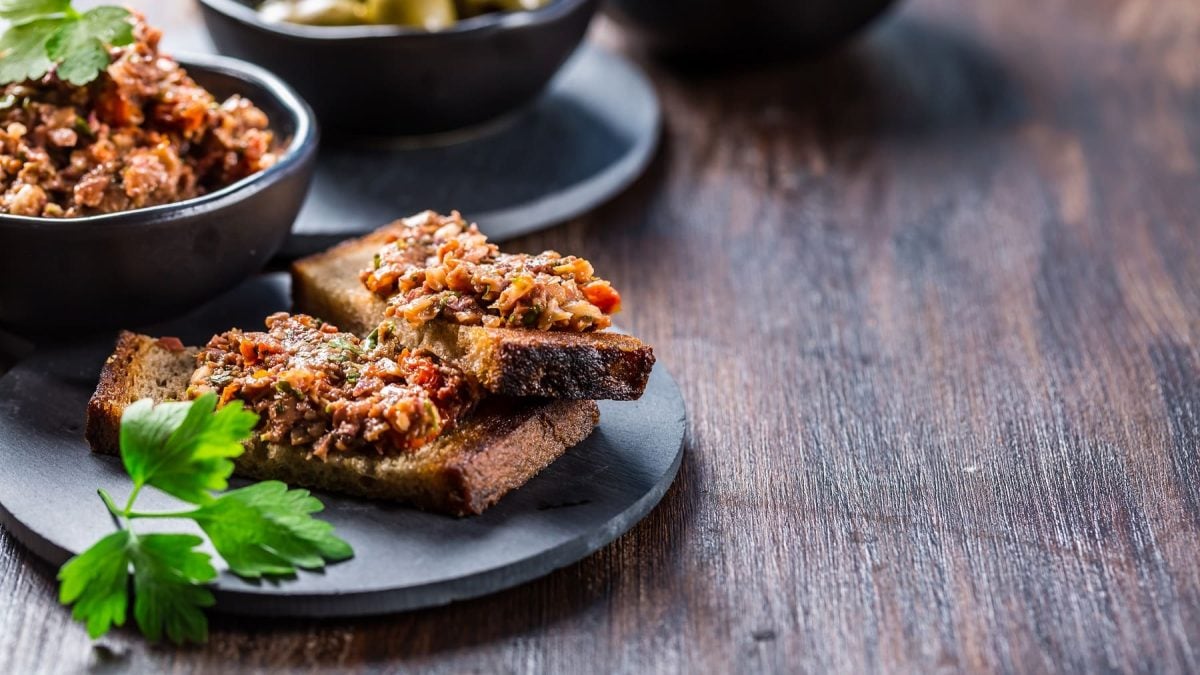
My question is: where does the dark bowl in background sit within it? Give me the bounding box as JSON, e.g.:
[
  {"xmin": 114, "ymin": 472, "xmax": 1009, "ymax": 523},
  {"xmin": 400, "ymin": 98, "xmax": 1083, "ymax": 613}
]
[
  {"xmin": 198, "ymin": 0, "xmax": 599, "ymax": 136},
  {"xmin": 0, "ymin": 53, "xmax": 317, "ymax": 336},
  {"xmin": 606, "ymin": 0, "xmax": 898, "ymax": 59}
]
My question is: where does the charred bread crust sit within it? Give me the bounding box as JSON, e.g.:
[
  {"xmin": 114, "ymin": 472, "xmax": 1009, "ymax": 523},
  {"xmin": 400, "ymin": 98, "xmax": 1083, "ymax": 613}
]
[
  {"xmin": 85, "ymin": 331, "xmax": 142, "ymax": 455},
  {"xmin": 441, "ymin": 398, "xmax": 599, "ymax": 515},
  {"xmin": 290, "ymin": 221, "xmax": 655, "ymax": 400},
  {"xmin": 232, "ymin": 398, "xmax": 599, "ymax": 516},
  {"xmin": 84, "ymin": 333, "xmax": 599, "ymax": 516},
  {"xmin": 482, "ymin": 329, "xmax": 653, "ymax": 400}
]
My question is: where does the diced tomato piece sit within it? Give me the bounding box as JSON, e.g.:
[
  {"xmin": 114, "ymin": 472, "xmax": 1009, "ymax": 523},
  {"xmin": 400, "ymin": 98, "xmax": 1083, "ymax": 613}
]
[
  {"xmin": 155, "ymin": 336, "xmax": 185, "ymax": 352},
  {"xmin": 583, "ymin": 281, "xmax": 622, "ymax": 315},
  {"xmin": 239, "ymin": 339, "xmax": 259, "ymax": 364},
  {"xmin": 93, "ymin": 88, "xmax": 140, "ymax": 127}
]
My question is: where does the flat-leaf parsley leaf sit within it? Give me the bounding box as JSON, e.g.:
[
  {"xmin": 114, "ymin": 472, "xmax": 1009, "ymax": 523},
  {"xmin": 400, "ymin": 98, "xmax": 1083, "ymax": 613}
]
[
  {"xmin": 0, "ymin": 0, "xmax": 71, "ymax": 25},
  {"xmin": 45, "ymin": 6, "xmax": 133, "ymax": 85},
  {"xmin": 191, "ymin": 481, "xmax": 354, "ymax": 578},
  {"xmin": 0, "ymin": 1, "xmax": 134, "ymax": 86},
  {"xmin": 120, "ymin": 393, "xmax": 256, "ymax": 505},
  {"xmin": 0, "ymin": 19, "xmax": 58, "ymax": 83},
  {"xmin": 58, "ymin": 392, "xmax": 353, "ymax": 644},
  {"xmin": 128, "ymin": 534, "xmax": 216, "ymax": 645},
  {"xmin": 57, "ymin": 530, "xmax": 132, "ymax": 639}
]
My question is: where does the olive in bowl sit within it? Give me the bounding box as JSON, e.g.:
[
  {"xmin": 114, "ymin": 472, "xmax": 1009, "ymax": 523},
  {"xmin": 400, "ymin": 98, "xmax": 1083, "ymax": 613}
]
[
  {"xmin": 606, "ymin": 0, "xmax": 898, "ymax": 59},
  {"xmin": 197, "ymin": 0, "xmax": 599, "ymax": 136},
  {"xmin": 0, "ymin": 53, "xmax": 317, "ymax": 335}
]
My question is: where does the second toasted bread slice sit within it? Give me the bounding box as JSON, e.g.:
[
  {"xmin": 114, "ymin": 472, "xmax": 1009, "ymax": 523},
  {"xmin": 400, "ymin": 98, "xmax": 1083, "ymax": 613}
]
[
  {"xmin": 86, "ymin": 332, "xmax": 599, "ymax": 516},
  {"xmin": 292, "ymin": 219, "xmax": 655, "ymax": 400}
]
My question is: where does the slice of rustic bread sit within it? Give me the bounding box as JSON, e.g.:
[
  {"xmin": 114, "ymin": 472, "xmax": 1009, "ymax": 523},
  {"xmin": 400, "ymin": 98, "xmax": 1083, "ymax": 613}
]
[
  {"xmin": 86, "ymin": 332, "xmax": 599, "ymax": 516},
  {"xmin": 291, "ymin": 221, "xmax": 655, "ymax": 401},
  {"xmin": 86, "ymin": 332, "xmax": 199, "ymax": 455}
]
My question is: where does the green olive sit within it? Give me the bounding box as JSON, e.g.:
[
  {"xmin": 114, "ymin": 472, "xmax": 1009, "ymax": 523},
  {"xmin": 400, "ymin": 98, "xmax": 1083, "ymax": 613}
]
[
  {"xmin": 457, "ymin": 0, "xmax": 550, "ymax": 17},
  {"xmin": 258, "ymin": 0, "xmax": 368, "ymax": 26},
  {"xmin": 365, "ymin": 0, "xmax": 458, "ymax": 29},
  {"xmin": 257, "ymin": 0, "xmax": 546, "ymax": 28}
]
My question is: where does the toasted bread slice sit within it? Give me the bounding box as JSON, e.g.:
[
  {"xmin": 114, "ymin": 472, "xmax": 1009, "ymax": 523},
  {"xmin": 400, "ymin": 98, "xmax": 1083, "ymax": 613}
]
[
  {"xmin": 291, "ymin": 222, "xmax": 655, "ymax": 400},
  {"xmin": 86, "ymin": 332, "xmax": 599, "ymax": 516}
]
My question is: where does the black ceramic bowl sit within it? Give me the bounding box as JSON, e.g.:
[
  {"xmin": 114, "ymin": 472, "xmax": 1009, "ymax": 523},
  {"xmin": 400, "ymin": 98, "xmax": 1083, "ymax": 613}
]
[
  {"xmin": 607, "ymin": 0, "xmax": 897, "ymax": 59},
  {"xmin": 198, "ymin": 0, "xmax": 599, "ymax": 136},
  {"xmin": 0, "ymin": 53, "xmax": 317, "ymax": 335}
]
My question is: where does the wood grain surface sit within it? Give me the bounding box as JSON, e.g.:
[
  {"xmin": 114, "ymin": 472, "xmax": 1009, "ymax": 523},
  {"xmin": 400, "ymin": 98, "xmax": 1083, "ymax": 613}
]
[{"xmin": 3, "ymin": 0, "xmax": 1200, "ymax": 672}]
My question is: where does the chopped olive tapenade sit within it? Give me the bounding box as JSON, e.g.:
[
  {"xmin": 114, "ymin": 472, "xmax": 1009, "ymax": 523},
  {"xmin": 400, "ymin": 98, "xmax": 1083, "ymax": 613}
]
[
  {"xmin": 361, "ymin": 211, "xmax": 623, "ymax": 332},
  {"xmin": 0, "ymin": 13, "xmax": 276, "ymax": 217},
  {"xmin": 188, "ymin": 313, "xmax": 476, "ymax": 459}
]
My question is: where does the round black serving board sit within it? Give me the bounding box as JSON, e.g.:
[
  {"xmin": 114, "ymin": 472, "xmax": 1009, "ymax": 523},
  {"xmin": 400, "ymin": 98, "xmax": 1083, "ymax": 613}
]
[
  {"xmin": 0, "ymin": 275, "xmax": 684, "ymax": 617},
  {"xmin": 280, "ymin": 45, "xmax": 661, "ymax": 257}
]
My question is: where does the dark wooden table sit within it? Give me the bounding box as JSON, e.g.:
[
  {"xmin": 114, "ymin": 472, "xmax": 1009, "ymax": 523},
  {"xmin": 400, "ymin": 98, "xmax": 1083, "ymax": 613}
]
[{"xmin": 4, "ymin": 0, "xmax": 1200, "ymax": 672}]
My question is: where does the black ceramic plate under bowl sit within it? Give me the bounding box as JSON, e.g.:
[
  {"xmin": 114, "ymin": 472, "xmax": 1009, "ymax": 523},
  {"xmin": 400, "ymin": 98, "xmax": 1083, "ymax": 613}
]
[
  {"xmin": 0, "ymin": 275, "xmax": 685, "ymax": 616},
  {"xmin": 281, "ymin": 44, "xmax": 660, "ymax": 257},
  {"xmin": 199, "ymin": 0, "xmax": 599, "ymax": 136},
  {"xmin": 0, "ymin": 53, "xmax": 317, "ymax": 335}
]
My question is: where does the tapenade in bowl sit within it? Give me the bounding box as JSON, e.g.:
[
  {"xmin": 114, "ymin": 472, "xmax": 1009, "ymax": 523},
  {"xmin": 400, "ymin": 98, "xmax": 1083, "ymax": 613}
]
[
  {"xmin": 198, "ymin": 0, "xmax": 598, "ymax": 135},
  {"xmin": 0, "ymin": 13, "xmax": 317, "ymax": 334}
]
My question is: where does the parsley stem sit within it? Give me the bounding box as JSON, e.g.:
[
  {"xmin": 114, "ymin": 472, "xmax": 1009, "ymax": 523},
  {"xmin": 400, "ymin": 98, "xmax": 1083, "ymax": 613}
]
[
  {"xmin": 125, "ymin": 509, "xmax": 200, "ymax": 520},
  {"xmin": 97, "ymin": 488, "xmax": 122, "ymax": 520},
  {"xmin": 101, "ymin": 486, "xmax": 200, "ymax": 520},
  {"xmin": 121, "ymin": 483, "xmax": 144, "ymax": 517}
]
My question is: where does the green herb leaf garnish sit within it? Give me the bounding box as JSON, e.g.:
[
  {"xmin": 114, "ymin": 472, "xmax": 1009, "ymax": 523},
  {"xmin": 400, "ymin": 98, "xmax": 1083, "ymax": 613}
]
[
  {"xmin": 46, "ymin": 6, "xmax": 134, "ymax": 85},
  {"xmin": 0, "ymin": 19, "xmax": 59, "ymax": 83},
  {"xmin": 0, "ymin": 0, "xmax": 71, "ymax": 25},
  {"xmin": 191, "ymin": 481, "xmax": 354, "ymax": 578},
  {"xmin": 127, "ymin": 533, "xmax": 216, "ymax": 645},
  {"xmin": 0, "ymin": 2, "xmax": 134, "ymax": 86},
  {"xmin": 57, "ymin": 392, "xmax": 354, "ymax": 644},
  {"xmin": 57, "ymin": 529, "xmax": 133, "ymax": 639},
  {"xmin": 119, "ymin": 393, "xmax": 256, "ymax": 505}
]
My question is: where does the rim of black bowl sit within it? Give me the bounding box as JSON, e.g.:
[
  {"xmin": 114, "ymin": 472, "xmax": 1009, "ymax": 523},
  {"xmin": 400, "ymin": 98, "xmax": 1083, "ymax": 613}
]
[
  {"xmin": 0, "ymin": 52, "xmax": 316, "ymax": 230},
  {"xmin": 199, "ymin": 0, "xmax": 589, "ymax": 40}
]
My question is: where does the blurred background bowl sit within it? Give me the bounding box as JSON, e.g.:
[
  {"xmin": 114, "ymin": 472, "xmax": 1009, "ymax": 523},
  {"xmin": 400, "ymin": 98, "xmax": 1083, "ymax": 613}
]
[
  {"xmin": 198, "ymin": 0, "xmax": 599, "ymax": 136},
  {"xmin": 0, "ymin": 54, "xmax": 317, "ymax": 336},
  {"xmin": 606, "ymin": 0, "xmax": 898, "ymax": 59}
]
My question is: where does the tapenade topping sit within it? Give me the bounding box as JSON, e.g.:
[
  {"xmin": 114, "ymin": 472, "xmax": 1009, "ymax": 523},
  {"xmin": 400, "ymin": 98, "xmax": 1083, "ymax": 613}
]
[
  {"xmin": 361, "ymin": 211, "xmax": 622, "ymax": 332},
  {"xmin": 0, "ymin": 13, "xmax": 276, "ymax": 217},
  {"xmin": 188, "ymin": 313, "xmax": 476, "ymax": 459}
]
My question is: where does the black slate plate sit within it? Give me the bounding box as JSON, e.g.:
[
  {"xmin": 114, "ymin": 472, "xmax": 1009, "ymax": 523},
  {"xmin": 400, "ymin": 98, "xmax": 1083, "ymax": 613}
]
[
  {"xmin": 0, "ymin": 275, "xmax": 684, "ymax": 617},
  {"xmin": 280, "ymin": 45, "xmax": 661, "ymax": 257}
]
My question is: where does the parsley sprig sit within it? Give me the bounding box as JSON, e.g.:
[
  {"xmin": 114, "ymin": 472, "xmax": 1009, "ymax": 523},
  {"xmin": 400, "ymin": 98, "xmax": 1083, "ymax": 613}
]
[
  {"xmin": 58, "ymin": 393, "xmax": 354, "ymax": 645},
  {"xmin": 0, "ymin": 1, "xmax": 134, "ymax": 86}
]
